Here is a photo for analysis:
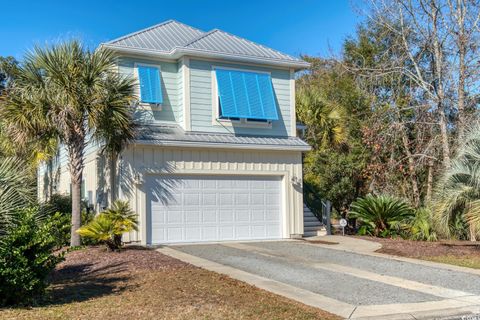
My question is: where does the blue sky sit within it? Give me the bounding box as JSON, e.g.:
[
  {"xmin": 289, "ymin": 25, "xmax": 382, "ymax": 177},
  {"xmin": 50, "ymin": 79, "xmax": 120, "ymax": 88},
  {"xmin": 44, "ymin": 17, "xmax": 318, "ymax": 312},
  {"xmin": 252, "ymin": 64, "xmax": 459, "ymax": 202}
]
[{"xmin": 0, "ymin": 0, "xmax": 361, "ymax": 60}]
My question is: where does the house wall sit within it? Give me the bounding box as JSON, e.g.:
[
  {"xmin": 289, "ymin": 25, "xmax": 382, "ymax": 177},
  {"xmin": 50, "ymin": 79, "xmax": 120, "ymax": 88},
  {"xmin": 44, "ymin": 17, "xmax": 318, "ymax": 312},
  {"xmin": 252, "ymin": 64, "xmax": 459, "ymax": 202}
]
[
  {"xmin": 37, "ymin": 150, "xmax": 107, "ymax": 211},
  {"xmin": 119, "ymin": 145, "xmax": 304, "ymax": 244}
]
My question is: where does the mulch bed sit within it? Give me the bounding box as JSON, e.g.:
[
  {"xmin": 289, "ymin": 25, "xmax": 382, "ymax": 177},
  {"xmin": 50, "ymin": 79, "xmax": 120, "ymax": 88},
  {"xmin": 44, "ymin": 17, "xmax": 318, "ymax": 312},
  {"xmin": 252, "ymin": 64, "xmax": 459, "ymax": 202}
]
[{"xmin": 356, "ymin": 236, "xmax": 480, "ymax": 258}]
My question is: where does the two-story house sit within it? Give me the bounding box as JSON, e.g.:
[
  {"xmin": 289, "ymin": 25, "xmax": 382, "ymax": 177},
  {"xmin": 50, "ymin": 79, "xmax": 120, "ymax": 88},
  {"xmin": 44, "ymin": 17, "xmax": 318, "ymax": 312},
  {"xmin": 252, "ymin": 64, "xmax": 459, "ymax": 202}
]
[{"xmin": 38, "ymin": 20, "xmax": 311, "ymax": 245}]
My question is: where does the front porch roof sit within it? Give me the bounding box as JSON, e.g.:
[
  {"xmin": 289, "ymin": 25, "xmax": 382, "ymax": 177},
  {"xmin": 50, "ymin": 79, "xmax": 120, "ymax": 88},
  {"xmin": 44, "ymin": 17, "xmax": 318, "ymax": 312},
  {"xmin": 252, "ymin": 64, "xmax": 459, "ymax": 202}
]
[{"xmin": 135, "ymin": 124, "xmax": 311, "ymax": 152}]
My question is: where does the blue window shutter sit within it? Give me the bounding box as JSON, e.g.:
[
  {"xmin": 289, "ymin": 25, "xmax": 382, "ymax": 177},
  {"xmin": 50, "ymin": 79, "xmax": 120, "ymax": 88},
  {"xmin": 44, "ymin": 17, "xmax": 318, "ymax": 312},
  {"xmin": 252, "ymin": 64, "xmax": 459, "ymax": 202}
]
[
  {"xmin": 138, "ymin": 65, "xmax": 163, "ymax": 104},
  {"xmin": 215, "ymin": 68, "xmax": 279, "ymax": 120}
]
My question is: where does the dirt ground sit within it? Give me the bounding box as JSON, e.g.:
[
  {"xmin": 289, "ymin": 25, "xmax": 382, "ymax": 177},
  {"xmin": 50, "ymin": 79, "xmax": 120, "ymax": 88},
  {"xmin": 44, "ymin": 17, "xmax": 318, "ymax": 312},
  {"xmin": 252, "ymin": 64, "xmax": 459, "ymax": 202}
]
[{"xmin": 0, "ymin": 246, "xmax": 339, "ymax": 320}]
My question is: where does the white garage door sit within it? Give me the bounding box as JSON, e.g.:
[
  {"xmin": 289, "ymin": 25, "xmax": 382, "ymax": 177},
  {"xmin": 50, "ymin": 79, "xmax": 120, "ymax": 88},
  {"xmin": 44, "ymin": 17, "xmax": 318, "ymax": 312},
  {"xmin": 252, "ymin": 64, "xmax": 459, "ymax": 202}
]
[{"xmin": 147, "ymin": 175, "xmax": 282, "ymax": 244}]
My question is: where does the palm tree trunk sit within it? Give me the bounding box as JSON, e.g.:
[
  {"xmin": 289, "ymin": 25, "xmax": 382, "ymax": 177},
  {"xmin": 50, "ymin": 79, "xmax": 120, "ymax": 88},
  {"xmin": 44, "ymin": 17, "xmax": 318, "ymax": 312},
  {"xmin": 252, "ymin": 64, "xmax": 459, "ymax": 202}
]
[
  {"xmin": 109, "ymin": 153, "xmax": 118, "ymax": 205},
  {"xmin": 67, "ymin": 135, "xmax": 85, "ymax": 247},
  {"xmin": 70, "ymin": 176, "xmax": 82, "ymax": 246}
]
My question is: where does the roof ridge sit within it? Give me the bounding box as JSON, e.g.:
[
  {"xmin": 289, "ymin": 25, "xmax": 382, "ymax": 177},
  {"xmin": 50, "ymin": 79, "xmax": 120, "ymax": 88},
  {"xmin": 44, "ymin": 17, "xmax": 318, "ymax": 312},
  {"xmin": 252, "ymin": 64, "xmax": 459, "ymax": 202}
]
[
  {"xmin": 182, "ymin": 29, "xmax": 219, "ymax": 47},
  {"xmin": 106, "ymin": 20, "xmax": 204, "ymax": 45}
]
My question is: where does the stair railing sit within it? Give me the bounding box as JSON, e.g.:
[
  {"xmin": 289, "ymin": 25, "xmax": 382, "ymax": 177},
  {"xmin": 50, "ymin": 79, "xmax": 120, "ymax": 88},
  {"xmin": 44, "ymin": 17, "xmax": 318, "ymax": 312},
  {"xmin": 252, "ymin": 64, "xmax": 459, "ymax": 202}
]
[{"xmin": 303, "ymin": 183, "xmax": 332, "ymax": 235}]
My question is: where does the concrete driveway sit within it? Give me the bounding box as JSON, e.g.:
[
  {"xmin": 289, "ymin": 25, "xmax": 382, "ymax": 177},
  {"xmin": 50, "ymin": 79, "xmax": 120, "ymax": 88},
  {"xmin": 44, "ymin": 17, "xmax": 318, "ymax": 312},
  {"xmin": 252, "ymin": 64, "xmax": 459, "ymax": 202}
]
[{"xmin": 158, "ymin": 240, "xmax": 480, "ymax": 319}]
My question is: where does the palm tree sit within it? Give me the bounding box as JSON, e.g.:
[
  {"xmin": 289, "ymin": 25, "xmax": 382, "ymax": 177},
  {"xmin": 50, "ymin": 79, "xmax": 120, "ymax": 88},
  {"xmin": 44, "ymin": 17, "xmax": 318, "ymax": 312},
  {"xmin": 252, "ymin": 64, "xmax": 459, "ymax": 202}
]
[
  {"xmin": 296, "ymin": 85, "xmax": 346, "ymax": 149},
  {"xmin": 433, "ymin": 123, "xmax": 480, "ymax": 241},
  {"xmin": 0, "ymin": 157, "xmax": 35, "ymax": 234},
  {"xmin": 0, "ymin": 41, "xmax": 136, "ymax": 246},
  {"xmin": 94, "ymin": 75, "xmax": 137, "ymax": 204}
]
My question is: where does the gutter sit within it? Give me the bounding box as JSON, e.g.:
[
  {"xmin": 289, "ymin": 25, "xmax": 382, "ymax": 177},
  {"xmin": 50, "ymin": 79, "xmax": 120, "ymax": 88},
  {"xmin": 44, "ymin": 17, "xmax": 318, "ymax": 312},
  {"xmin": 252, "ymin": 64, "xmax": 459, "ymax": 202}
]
[
  {"xmin": 134, "ymin": 139, "xmax": 312, "ymax": 152},
  {"xmin": 100, "ymin": 43, "xmax": 311, "ymax": 70}
]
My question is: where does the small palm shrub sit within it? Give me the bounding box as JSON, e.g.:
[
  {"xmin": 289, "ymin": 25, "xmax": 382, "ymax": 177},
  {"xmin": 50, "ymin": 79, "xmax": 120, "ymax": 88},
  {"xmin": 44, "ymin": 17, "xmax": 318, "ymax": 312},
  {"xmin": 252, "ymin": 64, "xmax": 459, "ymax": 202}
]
[
  {"xmin": 349, "ymin": 194, "xmax": 414, "ymax": 237},
  {"xmin": 0, "ymin": 207, "xmax": 64, "ymax": 306},
  {"xmin": 406, "ymin": 208, "xmax": 438, "ymax": 241},
  {"xmin": 77, "ymin": 200, "xmax": 138, "ymax": 251}
]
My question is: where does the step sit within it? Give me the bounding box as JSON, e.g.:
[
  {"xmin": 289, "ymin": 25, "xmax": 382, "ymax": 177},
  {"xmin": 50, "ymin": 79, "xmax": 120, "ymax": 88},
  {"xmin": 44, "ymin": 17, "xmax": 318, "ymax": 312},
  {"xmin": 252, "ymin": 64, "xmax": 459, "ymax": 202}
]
[{"xmin": 304, "ymin": 219, "xmax": 322, "ymax": 225}]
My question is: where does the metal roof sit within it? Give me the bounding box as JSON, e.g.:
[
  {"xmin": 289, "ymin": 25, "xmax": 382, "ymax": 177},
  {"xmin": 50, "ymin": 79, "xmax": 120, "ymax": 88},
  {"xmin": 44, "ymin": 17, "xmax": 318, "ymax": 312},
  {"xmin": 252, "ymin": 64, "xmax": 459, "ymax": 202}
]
[
  {"xmin": 183, "ymin": 29, "xmax": 300, "ymax": 62},
  {"xmin": 103, "ymin": 20, "xmax": 309, "ymax": 69},
  {"xmin": 107, "ymin": 20, "xmax": 203, "ymax": 52},
  {"xmin": 135, "ymin": 125, "xmax": 311, "ymax": 151}
]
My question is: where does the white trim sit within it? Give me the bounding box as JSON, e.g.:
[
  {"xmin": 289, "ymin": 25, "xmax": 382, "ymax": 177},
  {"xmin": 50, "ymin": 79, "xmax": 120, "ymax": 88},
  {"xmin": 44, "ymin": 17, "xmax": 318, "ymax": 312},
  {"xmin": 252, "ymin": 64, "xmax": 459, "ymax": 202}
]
[
  {"xmin": 290, "ymin": 69, "xmax": 297, "ymax": 137},
  {"xmin": 134, "ymin": 139, "xmax": 311, "ymax": 151},
  {"xmin": 211, "ymin": 65, "xmax": 273, "ymax": 129},
  {"xmin": 182, "ymin": 57, "xmax": 191, "ymax": 131},
  {"xmin": 101, "ymin": 44, "xmax": 310, "ymax": 70},
  {"xmin": 133, "ymin": 62, "xmax": 163, "ymax": 110}
]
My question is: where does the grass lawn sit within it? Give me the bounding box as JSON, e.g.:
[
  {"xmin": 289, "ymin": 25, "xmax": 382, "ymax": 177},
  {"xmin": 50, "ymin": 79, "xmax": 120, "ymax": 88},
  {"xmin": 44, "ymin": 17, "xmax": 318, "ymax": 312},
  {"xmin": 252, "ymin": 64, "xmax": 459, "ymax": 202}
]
[
  {"xmin": 0, "ymin": 246, "xmax": 339, "ymax": 320},
  {"xmin": 362, "ymin": 236, "xmax": 480, "ymax": 269}
]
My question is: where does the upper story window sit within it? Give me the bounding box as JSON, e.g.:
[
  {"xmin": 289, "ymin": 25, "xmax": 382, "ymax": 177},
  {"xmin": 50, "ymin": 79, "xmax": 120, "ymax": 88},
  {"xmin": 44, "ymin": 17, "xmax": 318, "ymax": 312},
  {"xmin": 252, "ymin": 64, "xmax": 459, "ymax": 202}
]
[
  {"xmin": 137, "ymin": 64, "xmax": 163, "ymax": 104},
  {"xmin": 214, "ymin": 68, "xmax": 279, "ymax": 124}
]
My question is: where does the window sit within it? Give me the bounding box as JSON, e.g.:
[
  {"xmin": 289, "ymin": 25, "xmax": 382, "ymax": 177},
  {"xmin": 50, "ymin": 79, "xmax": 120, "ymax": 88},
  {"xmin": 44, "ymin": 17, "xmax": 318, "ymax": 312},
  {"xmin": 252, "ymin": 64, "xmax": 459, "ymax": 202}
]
[
  {"xmin": 215, "ymin": 68, "xmax": 278, "ymax": 121},
  {"xmin": 137, "ymin": 65, "xmax": 163, "ymax": 104}
]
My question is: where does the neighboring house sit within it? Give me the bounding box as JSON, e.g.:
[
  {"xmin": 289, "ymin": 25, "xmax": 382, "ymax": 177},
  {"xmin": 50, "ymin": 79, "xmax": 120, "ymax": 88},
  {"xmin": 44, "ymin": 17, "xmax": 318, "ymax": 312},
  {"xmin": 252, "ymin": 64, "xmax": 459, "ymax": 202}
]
[{"xmin": 38, "ymin": 20, "xmax": 311, "ymax": 245}]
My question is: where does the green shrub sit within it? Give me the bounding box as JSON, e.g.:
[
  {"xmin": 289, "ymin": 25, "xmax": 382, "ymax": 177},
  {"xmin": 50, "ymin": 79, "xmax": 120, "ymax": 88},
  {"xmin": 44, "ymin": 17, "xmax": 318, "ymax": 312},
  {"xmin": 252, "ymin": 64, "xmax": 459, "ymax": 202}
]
[
  {"xmin": 0, "ymin": 208, "xmax": 64, "ymax": 306},
  {"xmin": 349, "ymin": 194, "xmax": 414, "ymax": 237},
  {"xmin": 406, "ymin": 208, "xmax": 438, "ymax": 241},
  {"xmin": 46, "ymin": 212, "xmax": 71, "ymax": 249},
  {"xmin": 44, "ymin": 194, "xmax": 72, "ymax": 215},
  {"xmin": 77, "ymin": 200, "xmax": 138, "ymax": 251}
]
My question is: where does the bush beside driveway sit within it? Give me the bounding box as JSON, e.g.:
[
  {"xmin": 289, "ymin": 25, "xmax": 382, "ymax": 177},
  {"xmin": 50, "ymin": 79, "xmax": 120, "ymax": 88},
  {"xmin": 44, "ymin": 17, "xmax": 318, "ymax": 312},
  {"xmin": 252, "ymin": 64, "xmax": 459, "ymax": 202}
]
[{"xmin": 0, "ymin": 246, "xmax": 339, "ymax": 320}]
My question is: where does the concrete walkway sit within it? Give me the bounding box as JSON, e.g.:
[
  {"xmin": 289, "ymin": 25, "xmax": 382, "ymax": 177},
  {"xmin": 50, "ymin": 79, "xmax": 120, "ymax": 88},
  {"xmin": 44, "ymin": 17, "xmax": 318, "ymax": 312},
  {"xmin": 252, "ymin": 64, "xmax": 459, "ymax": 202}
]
[
  {"xmin": 158, "ymin": 239, "xmax": 480, "ymax": 319},
  {"xmin": 304, "ymin": 235, "xmax": 382, "ymax": 254}
]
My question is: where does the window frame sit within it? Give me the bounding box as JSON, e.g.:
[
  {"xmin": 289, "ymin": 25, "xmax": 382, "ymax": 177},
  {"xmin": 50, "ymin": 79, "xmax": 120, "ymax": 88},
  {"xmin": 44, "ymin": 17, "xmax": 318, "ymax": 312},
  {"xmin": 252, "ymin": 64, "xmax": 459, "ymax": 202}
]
[
  {"xmin": 134, "ymin": 62, "xmax": 163, "ymax": 110},
  {"xmin": 211, "ymin": 66, "xmax": 273, "ymax": 128}
]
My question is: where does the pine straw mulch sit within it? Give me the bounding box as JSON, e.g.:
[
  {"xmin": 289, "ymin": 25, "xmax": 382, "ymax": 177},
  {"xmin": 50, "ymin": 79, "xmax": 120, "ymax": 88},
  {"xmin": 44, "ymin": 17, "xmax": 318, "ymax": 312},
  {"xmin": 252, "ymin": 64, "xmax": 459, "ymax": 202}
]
[
  {"xmin": 0, "ymin": 245, "xmax": 339, "ymax": 320},
  {"xmin": 357, "ymin": 236, "xmax": 480, "ymax": 269}
]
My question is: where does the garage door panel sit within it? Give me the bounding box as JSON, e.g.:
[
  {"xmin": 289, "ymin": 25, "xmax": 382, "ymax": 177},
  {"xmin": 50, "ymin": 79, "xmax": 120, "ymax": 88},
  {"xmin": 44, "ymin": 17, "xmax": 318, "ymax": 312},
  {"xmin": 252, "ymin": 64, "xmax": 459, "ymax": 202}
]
[
  {"xmin": 235, "ymin": 193, "xmax": 249, "ymax": 205},
  {"xmin": 202, "ymin": 209, "xmax": 217, "ymax": 223},
  {"xmin": 202, "ymin": 193, "xmax": 217, "ymax": 205},
  {"xmin": 185, "ymin": 210, "xmax": 201, "ymax": 223},
  {"xmin": 148, "ymin": 175, "xmax": 282, "ymax": 244},
  {"xmin": 202, "ymin": 226, "xmax": 217, "ymax": 240},
  {"xmin": 235, "ymin": 209, "xmax": 249, "ymax": 222},
  {"xmin": 167, "ymin": 228, "xmax": 183, "ymax": 242},
  {"xmin": 219, "ymin": 209, "xmax": 234, "ymax": 222}
]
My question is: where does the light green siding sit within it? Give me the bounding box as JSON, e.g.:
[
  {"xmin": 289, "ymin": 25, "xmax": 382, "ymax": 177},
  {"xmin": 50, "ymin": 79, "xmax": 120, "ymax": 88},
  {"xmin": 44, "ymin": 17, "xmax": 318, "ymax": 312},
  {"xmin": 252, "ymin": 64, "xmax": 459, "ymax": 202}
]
[
  {"xmin": 189, "ymin": 59, "xmax": 291, "ymax": 137},
  {"xmin": 117, "ymin": 57, "xmax": 182, "ymax": 124}
]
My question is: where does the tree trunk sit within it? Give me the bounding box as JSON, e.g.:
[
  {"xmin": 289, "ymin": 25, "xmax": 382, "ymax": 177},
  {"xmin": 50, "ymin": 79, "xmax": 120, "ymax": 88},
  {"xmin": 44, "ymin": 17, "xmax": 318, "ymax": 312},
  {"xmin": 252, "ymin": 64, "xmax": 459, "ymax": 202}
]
[
  {"xmin": 109, "ymin": 153, "xmax": 118, "ymax": 205},
  {"xmin": 400, "ymin": 124, "xmax": 420, "ymax": 207},
  {"xmin": 438, "ymin": 108, "xmax": 451, "ymax": 168},
  {"xmin": 67, "ymin": 131, "xmax": 85, "ymax": 247},
  {"xmin": 431, "ymin": 1, "xmax": 451, "ymax": 168},
  {"xmin": 70, "ymin": 176, "xmax": 82, "ymax": 247},
  {"xmin": 425, "ymin": 158, "xmax": 434, "ymax": 205},
  {"xmin": 455, "ymin": 0, "xmax": 467, "ymax": 142}
]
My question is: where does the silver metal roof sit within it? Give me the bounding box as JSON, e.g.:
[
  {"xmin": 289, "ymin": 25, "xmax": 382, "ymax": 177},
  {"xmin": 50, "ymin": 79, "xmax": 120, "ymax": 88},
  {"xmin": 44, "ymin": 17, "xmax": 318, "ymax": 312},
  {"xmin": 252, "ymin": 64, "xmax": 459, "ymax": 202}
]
[
  {"xmin": 107, "ymin": 20, "xmax": 203, "ymax": 52},
  {"xmin": 104, "ymin": 20, "xmax": 309, "ymax": 69},
  {"xmin": 136, "ymin": 125, "xmax": 311, "ymax": 151},
  {"xmin": 183, "ymin": 29, "xmax": 299, "ymax": 62}
]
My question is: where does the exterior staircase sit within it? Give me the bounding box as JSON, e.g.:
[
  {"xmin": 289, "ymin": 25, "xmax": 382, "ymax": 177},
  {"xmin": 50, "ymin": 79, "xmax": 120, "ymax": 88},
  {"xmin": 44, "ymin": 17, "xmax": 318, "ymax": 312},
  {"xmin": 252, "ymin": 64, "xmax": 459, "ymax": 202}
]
[{"xmin": 303, "ymin": 204, "xmax": 327, "ymax": 237}]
